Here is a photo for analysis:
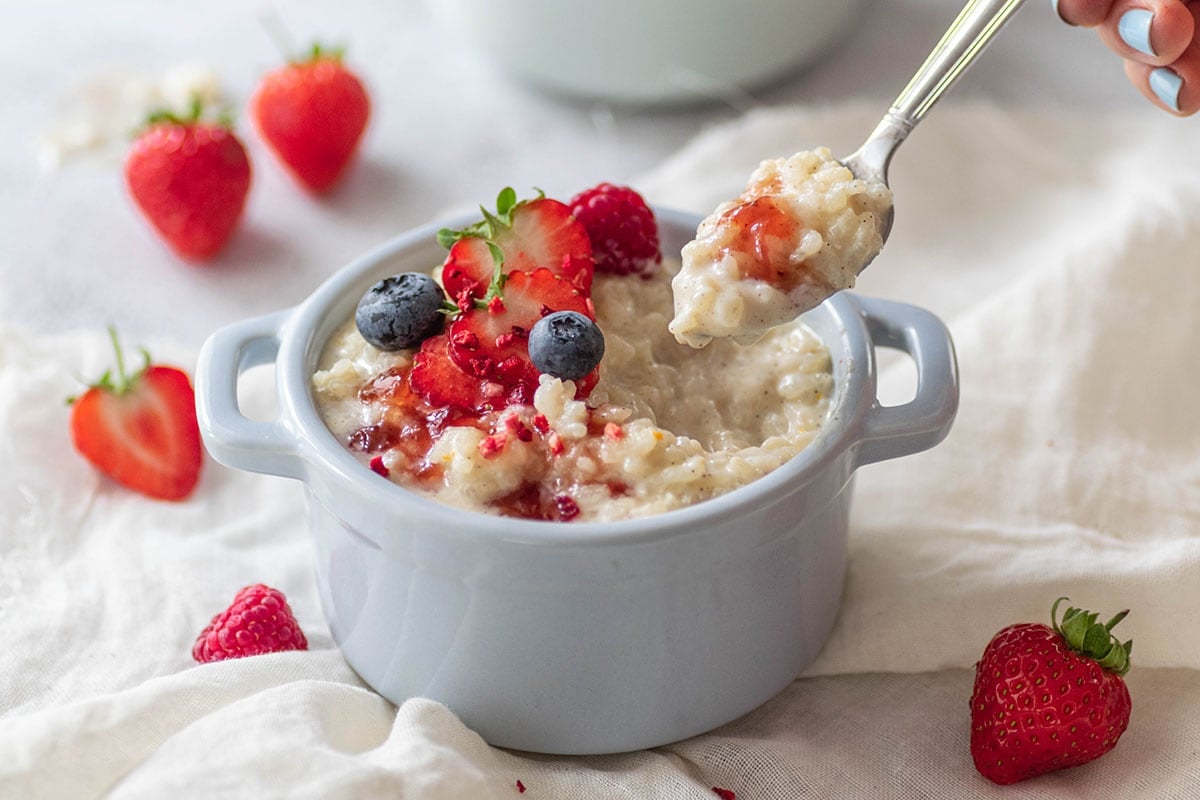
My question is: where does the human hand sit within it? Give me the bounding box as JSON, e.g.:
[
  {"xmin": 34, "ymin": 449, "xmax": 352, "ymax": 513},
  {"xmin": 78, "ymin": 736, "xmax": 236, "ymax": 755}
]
[{"xmin": 1055, "ymin": 0, "xmax": 1198, "ymax": 115}]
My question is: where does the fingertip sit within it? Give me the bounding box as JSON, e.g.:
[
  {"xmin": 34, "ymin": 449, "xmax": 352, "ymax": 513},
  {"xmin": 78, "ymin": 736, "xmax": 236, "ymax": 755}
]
[
  {"xmin": 1127, "ymin": 59, "xmax": 1198, "ymax": 115},
  {"xmin": 1144, "ymin": 1, "xmax": 1196, "ymax": 63},
  {"xmin": 1099, "ymin": 2, "xmax": 1194, "ymax": 66},
  {"xmin": 1056, "ymin": 0, "xmax": 1116, "ymax": 27}
]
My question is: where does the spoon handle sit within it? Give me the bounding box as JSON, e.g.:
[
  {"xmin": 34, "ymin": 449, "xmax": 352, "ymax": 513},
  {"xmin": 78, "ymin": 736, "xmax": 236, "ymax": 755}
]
[
  {"xmin": 848, "ymin": 0, "xmax": 1028, "ymax": 180},
  {"xmin": 895, "ymin": 0, "xmax": 1028, "ymax": 123}
]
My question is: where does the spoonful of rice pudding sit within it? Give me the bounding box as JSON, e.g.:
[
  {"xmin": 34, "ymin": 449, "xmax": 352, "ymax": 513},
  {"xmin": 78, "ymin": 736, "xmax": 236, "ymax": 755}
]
[{"xmin": 670, "ymin": 0, "xmax": 1028, "ymax": 348}]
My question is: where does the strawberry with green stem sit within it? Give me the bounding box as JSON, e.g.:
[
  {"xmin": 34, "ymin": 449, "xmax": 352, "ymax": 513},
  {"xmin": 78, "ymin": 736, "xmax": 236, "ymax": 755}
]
[
  {"xmin": 123, "ymin": 96, "xmax": 252, "ymax": 261},
  {"xmin": 970, "ymin": 597, "xmax": 1133, "ymax": 785},
  {"xmin": 69, "ymin": 327, "xmax": 203, "ymax": 501},
  {"xmin": 439, "ymin": 187, "xmax": 594, "ymax": 304},
  {"xmin": 251, "ymin": 42, "xmax": 370, "ymax": 193}
]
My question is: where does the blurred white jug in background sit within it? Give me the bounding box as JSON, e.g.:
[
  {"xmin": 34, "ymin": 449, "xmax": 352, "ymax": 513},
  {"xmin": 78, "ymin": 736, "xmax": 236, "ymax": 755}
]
[{"xmin": 429, "ymin": 0, "xmax": 866, "ymax": 104}]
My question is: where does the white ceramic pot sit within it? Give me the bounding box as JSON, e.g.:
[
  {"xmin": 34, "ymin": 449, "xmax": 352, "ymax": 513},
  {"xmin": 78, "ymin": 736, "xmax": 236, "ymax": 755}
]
[
  {"xmin": 429, "ymin": 0, "xmax": 867, "ymax": 104},
  {"xmin": 195, "ymin": 208, "xmax": 957, "ymax": 754}
]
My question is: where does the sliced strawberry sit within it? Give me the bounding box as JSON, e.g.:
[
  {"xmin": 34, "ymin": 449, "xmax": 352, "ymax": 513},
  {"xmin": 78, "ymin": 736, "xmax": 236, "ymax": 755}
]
[
  {"xmin": 447, "ymin": 268, "xmax": 597, "ymax": 403},
  {"xmin": 439, "ymin": 190, "xmax": 594, "ymax": 301},
  {"xmin": 409, "ymin": 333, "xmax": 510, "ymax": 413},
  {"xmin": 441, "ymin": 236, "xmax": 495, "ymax": 307},
  {"xmin": 501, "ymin": 198, "xmax": 593, "ymax": 291},
  {"xmin": 69, "ymin": 328, "xmax": 202, "ymax": 501}
]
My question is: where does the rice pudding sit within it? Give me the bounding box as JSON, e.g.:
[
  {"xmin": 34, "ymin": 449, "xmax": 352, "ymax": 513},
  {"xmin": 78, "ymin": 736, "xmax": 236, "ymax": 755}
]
[
  {"xmin": 313, "ymin": 262, "xmax": 833, "ymax": 523},
  {"xmin": 670, "ymin": 147, "xmax": 892, "ymax": 348}
]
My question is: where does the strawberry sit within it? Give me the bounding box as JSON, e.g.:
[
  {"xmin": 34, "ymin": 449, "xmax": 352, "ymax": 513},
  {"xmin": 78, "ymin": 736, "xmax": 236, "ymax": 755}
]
[
  {"xmin": 970, "ymin": 597, "xmax": 1133, "ymax": 785},
  {"xmin": 447, "ymin": 268, "xmax": 596, "ymax": 404},
  {"xmin": 123, "ymin": 99, "xmax": 251, "ymax": 261},
  {"xmin": 192, "ymin": 584, "xmax": 307, "ymax": 662},
  {"xmin": 438, "ymin": 188, "xmax": 593, "ymax": 303},
  {"xmin": 409, "ymin": 333, "xmax": 508, "ymax": 412},
  {"xmin": 251, "ymin": 43, "xmax": 370, "ymax": 193},
  {"xmin": 69, "ymin": 327, "xmax": 202, "ymax": 501}
]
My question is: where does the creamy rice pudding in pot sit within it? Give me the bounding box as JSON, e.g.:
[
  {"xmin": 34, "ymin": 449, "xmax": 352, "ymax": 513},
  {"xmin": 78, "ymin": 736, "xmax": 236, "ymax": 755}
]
[
  {"xmin": 313, "ymin": 261, "xmax": 833, "ymax": 523},
  {"xmin": 308, "ymin": 185, "xmax": 841, "ymax": 522}
]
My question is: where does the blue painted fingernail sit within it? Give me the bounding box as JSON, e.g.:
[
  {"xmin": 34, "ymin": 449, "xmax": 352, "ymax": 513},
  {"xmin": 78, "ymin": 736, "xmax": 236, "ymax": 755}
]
[
  {"xmin": 1150, "ymin": 67, "xmax": 1183, "ymax": 111},
  {"xmin": 1118, "ymin": 9, "xmax": 1157, "ymax": 56}
]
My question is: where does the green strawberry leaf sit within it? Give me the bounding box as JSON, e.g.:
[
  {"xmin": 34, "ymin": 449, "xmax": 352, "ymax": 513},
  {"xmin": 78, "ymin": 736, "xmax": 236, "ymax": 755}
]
[
  {"xmin": 1051, "ymin": 596, "xmax": 1133, "ymax": 676},
  {"xmin": 1082, "ymin": 621, "xmax": 1112, "ymax": 656},
  {"xmin": 141, "ymin": 94, "xmax": 233, "ymax": 132},
  {"xmin": 306, "ymin": 42, "xmax": 347, "ymax": 62},
  {"xmin": 495, "ymin": 187, "xmax": 517, "ymax": 218},
  {"xmin": 437, "ymin": 219, "xmax": 491, "ymax": 249},
  {"xmin": 480, "ymin": 206, "xmax": 506, "ymax": 237},
  {"xmin": 69, "ymin": 326, "xmax": 151, "ymax": 404},
  {"xmin": 481, "ymin": 242, "xmax": 507, "ymax": 303},
  {"xmin": 1058, "ymin": 604, "xmax": 1090, "ymax": 650}
]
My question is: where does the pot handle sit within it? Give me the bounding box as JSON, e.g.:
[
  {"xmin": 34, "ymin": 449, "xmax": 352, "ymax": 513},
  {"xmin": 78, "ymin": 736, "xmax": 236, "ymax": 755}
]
[
  {"xmin": 854, "ymin": 296, "xmax": 959, "ymax": 468},
  {"xmin": 195, "ymin": 309, "xmax": 306, "ymax": 480}
]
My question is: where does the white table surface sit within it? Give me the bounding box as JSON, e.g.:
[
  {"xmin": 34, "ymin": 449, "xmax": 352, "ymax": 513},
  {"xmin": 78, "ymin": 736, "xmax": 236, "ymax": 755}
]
[{"xmin": 6, "ymin": 0, "xmax": 1141, "ymax": 348}]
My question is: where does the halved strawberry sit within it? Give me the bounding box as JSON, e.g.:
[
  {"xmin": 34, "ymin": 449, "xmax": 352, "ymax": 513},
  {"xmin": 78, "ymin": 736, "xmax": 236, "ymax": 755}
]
[
  {"xmin": 69, "ymin": 328, "xmax": 202, "ymax": 501},
  {"xmin": 447, "ymin": 268, "xmax": 597, "ymax": 404},
  {"xmin": 439, "ymin": 188, "xmax": 594, "ymax": 303}
]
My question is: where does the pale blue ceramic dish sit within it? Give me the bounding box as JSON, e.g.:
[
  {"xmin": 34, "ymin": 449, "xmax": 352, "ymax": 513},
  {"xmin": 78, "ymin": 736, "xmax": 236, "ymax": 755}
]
[{"xmin": 195, "ymin": 208, "xmax": 958, "ymax": 754}]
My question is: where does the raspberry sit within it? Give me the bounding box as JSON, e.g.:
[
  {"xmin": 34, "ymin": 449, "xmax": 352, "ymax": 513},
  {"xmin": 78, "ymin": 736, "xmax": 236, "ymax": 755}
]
[
  {"xmin": 192, "ymin": 584, "xmax": 308, "ymax": 663},
  {"xmin": 568, "ymin": 183, "xmax": 661, "ymax": 277}
]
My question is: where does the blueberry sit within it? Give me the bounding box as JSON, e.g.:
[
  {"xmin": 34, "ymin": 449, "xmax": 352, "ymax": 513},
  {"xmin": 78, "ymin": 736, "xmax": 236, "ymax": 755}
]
[
  {"xmin": 355, "ymin": 272, "xmax": 446, "ymax": 351},
  {"xmin": 528, "ymin": 311, "xmax": 605, "ymax": 381}
]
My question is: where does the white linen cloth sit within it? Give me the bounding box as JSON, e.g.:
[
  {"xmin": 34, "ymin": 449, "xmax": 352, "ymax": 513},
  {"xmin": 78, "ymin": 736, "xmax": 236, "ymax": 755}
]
[{"xmin": 3, "ymin": 104, "xmax": 1200, "ymax": 798}]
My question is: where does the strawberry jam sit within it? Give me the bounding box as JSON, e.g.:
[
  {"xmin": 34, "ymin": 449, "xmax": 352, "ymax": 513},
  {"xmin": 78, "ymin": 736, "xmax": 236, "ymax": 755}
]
[
  {"xmin": 347, "ymin": 363, "xmax": 640, "ymax": 521},
  {"xmin": 718, "ymin": 195, "xmax": 804, "ymax": 288},
  {"xmin": 348, "ymin": 366, "xmax": 481, "ymax": 486},
  {"xmin": 493, "ymin": 483, "xmax": 563, "ymax": 521}
]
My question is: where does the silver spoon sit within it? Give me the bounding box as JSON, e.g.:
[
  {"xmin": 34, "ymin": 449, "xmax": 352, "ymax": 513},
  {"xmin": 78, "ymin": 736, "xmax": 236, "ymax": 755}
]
[{"xmin": 844, "ymin": 0, "xmax": 1029, "ymax": 265}]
